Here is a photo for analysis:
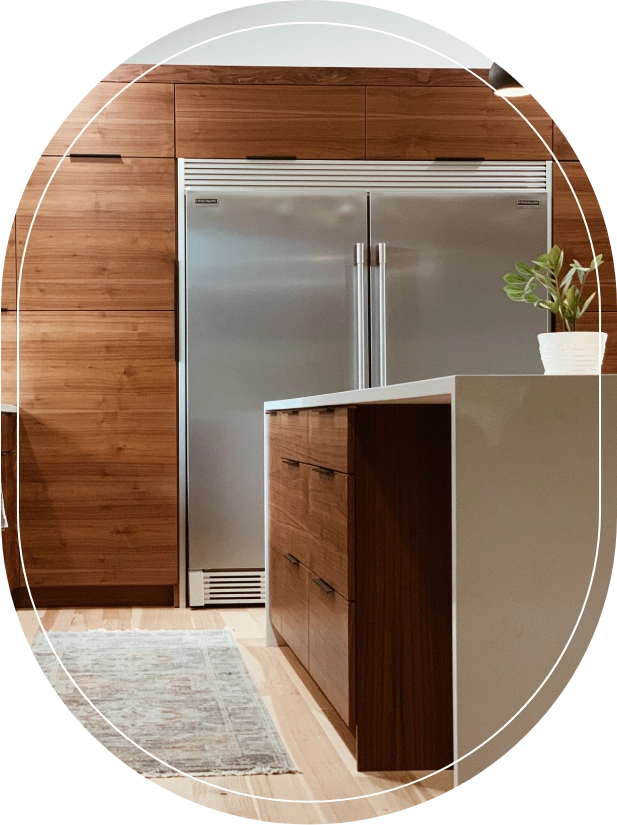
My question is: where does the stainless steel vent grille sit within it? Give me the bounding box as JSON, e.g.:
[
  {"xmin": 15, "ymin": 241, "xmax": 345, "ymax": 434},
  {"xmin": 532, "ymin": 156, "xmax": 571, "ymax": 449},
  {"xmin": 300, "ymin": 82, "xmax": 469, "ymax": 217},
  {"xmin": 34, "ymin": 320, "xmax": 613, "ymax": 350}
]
[
  {"xmin": 189, "ymin": 570, "xmax": 266, "ymax": 606},
  {"xmin": 183, "ymin": 159, "xmax": 549, "ymax": 190}
]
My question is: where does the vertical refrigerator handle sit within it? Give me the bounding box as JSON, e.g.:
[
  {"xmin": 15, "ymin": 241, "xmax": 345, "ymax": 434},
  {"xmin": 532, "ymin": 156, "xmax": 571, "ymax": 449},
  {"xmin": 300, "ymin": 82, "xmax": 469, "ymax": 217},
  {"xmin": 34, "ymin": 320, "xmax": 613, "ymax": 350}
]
[
  {"xmin": 371, "ymin": 242, "xmax": 387, "ymax": 387},
  {"xmin": 355, "ymin": 243, "xmax": 370, "ymax": 390}
]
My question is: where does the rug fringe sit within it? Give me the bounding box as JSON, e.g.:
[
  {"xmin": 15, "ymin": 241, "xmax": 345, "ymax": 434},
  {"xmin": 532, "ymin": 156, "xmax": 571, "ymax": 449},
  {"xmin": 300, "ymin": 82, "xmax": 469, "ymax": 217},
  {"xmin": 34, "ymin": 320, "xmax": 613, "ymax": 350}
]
[{"xmin": 144, "ymin": 767, "xmax": 301, "ymax": 778}]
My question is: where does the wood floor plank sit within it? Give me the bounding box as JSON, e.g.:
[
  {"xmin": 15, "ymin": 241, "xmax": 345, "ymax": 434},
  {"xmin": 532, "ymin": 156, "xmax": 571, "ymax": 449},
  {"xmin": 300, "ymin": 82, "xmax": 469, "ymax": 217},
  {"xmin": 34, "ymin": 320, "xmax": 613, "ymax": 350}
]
[{"xmin": 16, "ymin": 607, "xmax": 44, "ymax": 644}]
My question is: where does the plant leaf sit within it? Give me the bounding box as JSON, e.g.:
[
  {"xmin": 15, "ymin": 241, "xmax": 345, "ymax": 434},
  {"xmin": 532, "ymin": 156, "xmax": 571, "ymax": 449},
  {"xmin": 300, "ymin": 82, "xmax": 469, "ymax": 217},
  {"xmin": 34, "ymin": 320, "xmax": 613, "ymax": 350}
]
[
  {"xmin": 577, "ymin": 293, "xmax": 596, "ymax": 317},
  {"xmin": 504, "ymin": 272, "xmax": 528, "ymax": 284},
  {"xmin": 515, "ymin": 261, "xmax": 536, "ymax": 277}
]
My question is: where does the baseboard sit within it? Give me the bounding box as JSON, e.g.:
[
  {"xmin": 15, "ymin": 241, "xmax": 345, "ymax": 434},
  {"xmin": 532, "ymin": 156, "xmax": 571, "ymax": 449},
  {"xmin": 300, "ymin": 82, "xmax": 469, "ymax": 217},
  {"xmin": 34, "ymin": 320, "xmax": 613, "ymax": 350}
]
[{"xmin": 12, "ymin": 585, "xmax": 176, "ymax": 609}]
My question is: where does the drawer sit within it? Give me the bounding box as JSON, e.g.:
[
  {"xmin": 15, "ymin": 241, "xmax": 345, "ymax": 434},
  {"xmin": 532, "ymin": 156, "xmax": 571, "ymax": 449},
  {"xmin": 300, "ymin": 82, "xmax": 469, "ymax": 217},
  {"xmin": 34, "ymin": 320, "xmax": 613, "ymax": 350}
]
[
  {"xmin": 279, "ymin": 409, "xmax": 310, "ymax": 463},
  {"xmin": 267, "ymin": 410, "xmax": 283, "ymax": 465},
  {"xmin": 1, "ymin": 412, "xmax": 16, "ymax": 454},
  {"xmin": 268, "ymin": 547, "xmax": 284, "ymax": 637},
  {"xmin": 280, "ymin": 553, "xmax": 310, "ymax": 670},
  {"xmin": 307, "ymin": 465, "xmax": 354, "ymax": 599},
  {"xmin": 308, "ymin": 407, "xmax": 354, "ymax": 473},
  {"xmin": 269, "ymin": 458, "xmax": 310, "ymax": 568},
  {"xmin": 308, "ymin": 576, "xmax": 355, "ymax": 727}
]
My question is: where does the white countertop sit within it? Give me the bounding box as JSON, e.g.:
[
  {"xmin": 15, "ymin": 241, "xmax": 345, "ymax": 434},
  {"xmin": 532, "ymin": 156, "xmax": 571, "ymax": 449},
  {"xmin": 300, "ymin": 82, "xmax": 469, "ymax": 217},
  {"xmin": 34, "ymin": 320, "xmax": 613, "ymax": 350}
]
[
  {"xmin": 1, "ymin": 404, "xmax": 18, "ymax": 414},
  {"xmin": 264, "ymin": 374, "xmax": 612, "ymax": 411}
]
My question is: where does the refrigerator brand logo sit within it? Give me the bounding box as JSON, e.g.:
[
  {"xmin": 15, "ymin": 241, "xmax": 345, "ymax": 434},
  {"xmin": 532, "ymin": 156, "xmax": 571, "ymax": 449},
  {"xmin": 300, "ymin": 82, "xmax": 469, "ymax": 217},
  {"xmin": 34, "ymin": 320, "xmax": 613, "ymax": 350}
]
[
  {"xmin": 517, "ymin": 199, "xmax": 541, "ymax": 207},
  {"xmin": 195, "ymin": 198, "xmax": 219, "ymax": 205}
]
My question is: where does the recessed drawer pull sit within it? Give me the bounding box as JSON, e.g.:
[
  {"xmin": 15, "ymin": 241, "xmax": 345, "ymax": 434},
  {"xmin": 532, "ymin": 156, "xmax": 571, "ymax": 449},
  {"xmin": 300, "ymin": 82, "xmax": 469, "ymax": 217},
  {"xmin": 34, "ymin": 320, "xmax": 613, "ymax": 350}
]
[
  {"xmin": 317, "ymin": 407, "xmax": 335, "ymax": 414},
  {"xmin": 265, "ymin": 410, "xmax": 277, "ymax": 415},
  {"xmin": 313, "ymin": 576, "xmax": 335, "ymax": 594},
  {"xmin": 282, "ymin": 458, "xmax": 300, "ymax": 466},
  {"xmin": 312, "ymin": 465, "xmax": 334, "ymax": 476},
  {"xmin": 283, "ymin": 553, "xmax": 300, "ymax": 566},
  {"xmin": 283, "ymin": 410, "xmax": 300, "ymax": 416}
]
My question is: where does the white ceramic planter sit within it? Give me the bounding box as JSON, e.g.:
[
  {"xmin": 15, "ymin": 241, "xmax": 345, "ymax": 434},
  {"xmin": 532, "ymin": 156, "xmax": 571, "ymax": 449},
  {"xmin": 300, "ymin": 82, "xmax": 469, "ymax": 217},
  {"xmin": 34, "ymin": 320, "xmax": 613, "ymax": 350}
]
[{"xmin": 538, "ymin": 331, "xmax": 607, "ymax": 375}]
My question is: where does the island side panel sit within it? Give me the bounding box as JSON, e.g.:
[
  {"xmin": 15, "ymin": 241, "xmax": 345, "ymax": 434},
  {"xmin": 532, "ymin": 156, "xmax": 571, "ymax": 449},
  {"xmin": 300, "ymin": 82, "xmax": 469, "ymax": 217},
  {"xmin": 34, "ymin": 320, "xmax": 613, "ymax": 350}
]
[
  {"xmin": 454, "ymin": 376, "xmax": 617, "ymax": 784},
  {"xmin": 354, "ymin": 404, "xmax": 453, "ymax": 771}
]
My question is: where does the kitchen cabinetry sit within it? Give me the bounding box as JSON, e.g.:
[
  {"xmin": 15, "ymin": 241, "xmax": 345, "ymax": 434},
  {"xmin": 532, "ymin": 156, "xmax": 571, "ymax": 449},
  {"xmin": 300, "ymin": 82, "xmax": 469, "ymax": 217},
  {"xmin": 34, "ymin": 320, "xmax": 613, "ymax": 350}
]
[
  {"xmin": 1, "ymin": 411, "xmax": 19, "ymax": 592},
  {"xmin": 367, "ymin": 87, "xmax": 552, "ymax": 160},
  {"xmin": 552, "ymin": 123, "xmax": 577, "ymax": 161},
  {"xmin": 1, "ymin": 312, "xmax": 16, "ymax": 407},
  {"xmin": 175, "ymin": 85, "xmax": 366, "ymax": 159},
  {"xmin": 2, "ymin": 221, "xmax": 16, "ymax": 310},
  {"xmin": 268, "ymin": 404, "xmax": 452, "ymax": 767}
]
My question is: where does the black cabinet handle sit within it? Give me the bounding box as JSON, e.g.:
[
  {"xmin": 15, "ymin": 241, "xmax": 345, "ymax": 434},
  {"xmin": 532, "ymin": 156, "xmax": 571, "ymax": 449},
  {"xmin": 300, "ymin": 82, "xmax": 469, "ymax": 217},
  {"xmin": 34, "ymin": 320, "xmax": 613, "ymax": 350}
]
[
  {"xmin": 312, "ymin": 576, "xmax": 334, "ymax": 594},
  {"xmin": 312, "ymin": 466, "xmax": 334, "ymax": 476},
  {"xmin": 282, "ymin": 458, "xmax": 300, "ymax": 467},
  {"xmin": 284, "ymin": 553, "xmax": 300, "ymax": 566},
  {"xmin": 69, "ymin": 153, "xmax": 122, "ymax": 159}
]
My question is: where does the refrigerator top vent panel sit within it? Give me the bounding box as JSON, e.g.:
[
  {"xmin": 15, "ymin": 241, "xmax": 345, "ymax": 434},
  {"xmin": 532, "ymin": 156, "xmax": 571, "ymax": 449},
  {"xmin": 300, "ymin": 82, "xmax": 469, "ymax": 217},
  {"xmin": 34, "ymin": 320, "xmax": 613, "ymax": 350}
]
[{"xmin": 183, "ymin": 159, "xmax": 548, "ymax": 190}]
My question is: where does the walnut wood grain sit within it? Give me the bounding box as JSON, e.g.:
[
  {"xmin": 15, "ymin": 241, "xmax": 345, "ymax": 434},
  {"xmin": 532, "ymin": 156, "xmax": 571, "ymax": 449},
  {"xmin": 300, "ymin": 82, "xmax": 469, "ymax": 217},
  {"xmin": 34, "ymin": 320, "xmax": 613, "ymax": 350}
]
[
  {"xmin": 1, "ymin": 415, "xmax": 19, "ymax": 592},
  {"xmin": 12, "ymin": 585, "xmax": 175, "ymax": 608},
  {"xmin": 308, "ymin": 580, "xmax": 354, "ymax": 727},
  {"xmin": 367, "ymin": 87, "xmax": 552, "ymax": 160},
  {"xmin": 307, "ymin": 466, "xmax": 354, "ymax": 600},
  {"xmin": 354, "ymin": 404, "xmax": 453, "ymax": 771},
  {"xmin": 18, "ymin": 311, "xmax": 177, "ymax": 588},
  {"xmin": 279, "ymin": 553, "xmax": 310, "ymax": 670},
  {"xmin": 278, "ymin": 409, "xmax": 311, "ymax": 463},
  {"xmin": 552, "ymin": 162, "xmax": 615, "ymax": 312},
  {"xmin": 1, "ymin": 311, "xmax": 16, "ymax": 406},
  {"xmin": 104, "ymin": 64, "xmax": 491, "ymax": 87},
  {"xmin": 16, "ymin": 156, "xmax": 175, "ymax": 310},
  {"xmin": 269, "ymin": 457, "xmax": 311, "ymax": 568},
  {"xmin": 2, "ymin": 220, "xmax": 16, "ymax": 309},
  {"xmin": 175, "ymin": 85, "xmax": 365, "ymax": 159},
  {"xmin": 577, "ymin": 313, "xmax": 617, "ymax": 373},
  {"xmin": 553, "ymin": 122, "xmax": 577, "ymax": 161},
  {"xmin": 43, "ymin": 82, "xmax": 175, "ymax": 157},
  {"xmin": 307, "ymin": 407, "xmax": 354, "ymax": 473}
]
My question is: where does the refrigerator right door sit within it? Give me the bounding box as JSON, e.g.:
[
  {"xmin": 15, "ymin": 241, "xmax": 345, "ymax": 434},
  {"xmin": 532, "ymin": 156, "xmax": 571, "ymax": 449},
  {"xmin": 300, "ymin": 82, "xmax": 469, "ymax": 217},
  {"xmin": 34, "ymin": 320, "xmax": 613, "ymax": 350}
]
[{"xmin": 369, "ymin": 189, "xmax": 549, "ymax": 385}]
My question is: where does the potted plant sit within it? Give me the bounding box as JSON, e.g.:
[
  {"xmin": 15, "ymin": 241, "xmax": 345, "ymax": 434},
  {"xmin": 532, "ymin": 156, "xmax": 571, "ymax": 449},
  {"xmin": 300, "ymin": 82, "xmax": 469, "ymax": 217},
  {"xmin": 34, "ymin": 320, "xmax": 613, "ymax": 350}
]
[{"xmin": 503, "ymin": 245, "xmax": 606, "ymax": 374}]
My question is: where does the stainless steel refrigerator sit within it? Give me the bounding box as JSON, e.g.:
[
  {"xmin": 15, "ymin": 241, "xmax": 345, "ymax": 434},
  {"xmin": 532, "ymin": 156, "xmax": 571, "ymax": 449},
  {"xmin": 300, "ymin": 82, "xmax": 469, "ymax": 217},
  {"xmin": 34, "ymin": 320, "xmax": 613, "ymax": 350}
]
[{"xmin": 181, "ymin": 160, "xmax": 550, "ymax": 606}]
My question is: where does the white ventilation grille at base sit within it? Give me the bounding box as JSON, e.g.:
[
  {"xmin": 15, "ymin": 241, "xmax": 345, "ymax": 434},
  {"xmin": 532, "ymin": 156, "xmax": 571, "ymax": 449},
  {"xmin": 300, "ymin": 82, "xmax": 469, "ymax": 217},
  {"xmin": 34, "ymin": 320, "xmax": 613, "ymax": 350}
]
[{"xmin": 189, "ymin": 570, "xmax": 265, "ymax": 607}]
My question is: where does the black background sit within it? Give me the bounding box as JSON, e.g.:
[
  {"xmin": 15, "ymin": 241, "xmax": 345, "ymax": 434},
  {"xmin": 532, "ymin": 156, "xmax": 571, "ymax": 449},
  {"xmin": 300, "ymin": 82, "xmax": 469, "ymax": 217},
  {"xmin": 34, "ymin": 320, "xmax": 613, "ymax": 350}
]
[{"xmin": 2, "ymin": 4, "xmax": 617, "ymax": 821}]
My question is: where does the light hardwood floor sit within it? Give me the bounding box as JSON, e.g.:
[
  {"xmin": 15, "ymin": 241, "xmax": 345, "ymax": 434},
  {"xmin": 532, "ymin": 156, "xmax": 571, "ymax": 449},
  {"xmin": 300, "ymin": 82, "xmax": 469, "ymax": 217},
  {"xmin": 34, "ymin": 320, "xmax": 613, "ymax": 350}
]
[{"xmin": 16, "ymin": 606, "xmax": 453, "ymax": 823}]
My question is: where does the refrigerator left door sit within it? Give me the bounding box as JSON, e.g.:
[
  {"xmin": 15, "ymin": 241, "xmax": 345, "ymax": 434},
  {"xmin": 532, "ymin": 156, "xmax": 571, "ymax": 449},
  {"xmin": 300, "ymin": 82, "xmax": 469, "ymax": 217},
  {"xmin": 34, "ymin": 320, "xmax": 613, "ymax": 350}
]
[{"xmin": 185, "ymin": 187, "xmax": 367, "ymax": 575}]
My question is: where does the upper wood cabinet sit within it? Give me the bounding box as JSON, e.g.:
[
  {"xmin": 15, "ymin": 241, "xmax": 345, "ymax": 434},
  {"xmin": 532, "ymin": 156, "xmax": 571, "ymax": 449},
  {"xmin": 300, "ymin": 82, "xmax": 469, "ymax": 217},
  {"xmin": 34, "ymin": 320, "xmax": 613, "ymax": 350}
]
[
  {"xmin": 175, "ymin": 85, "xmax": 366, "ymax": 159},
  {"xmin": 44, "ymin": 82, "xmax": 175, "ymax": 157},
  {"xmin": 18, "ymin": 311, "xmax": 177, "ymax": 589},
  {"xmin": 552, "ymin": 162, "xmax": 614, "ymax": 312},
  {"xmin": 366, "ymin": 87, "xmax": 552, "ymax": 160},
  {"xmin": 16, "ymin": 157, "xmax": 175, "ymax": 310},
  {"xmin": 2, "ymin": 221, "xmax": 16, "ymax": 310},
  {"xmin": 552, "ymin": 123, "xmax": 577, "ymax": 161},
  {"xmin": 1, "ymin": 311, "xmax": 16, "ymax": 405}
]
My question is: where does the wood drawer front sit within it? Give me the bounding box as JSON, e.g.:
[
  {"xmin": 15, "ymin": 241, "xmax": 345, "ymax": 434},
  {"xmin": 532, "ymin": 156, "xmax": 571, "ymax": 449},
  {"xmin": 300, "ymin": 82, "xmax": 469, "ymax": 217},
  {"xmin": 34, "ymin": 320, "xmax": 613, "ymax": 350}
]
[
  {"xmin": 2, "ymin": 220, "xmax": 16, "ymax": 310},
  {"xmin": 279, "ymin": 409, "xmax": 310, "ymax": 463},
  {"xmin": 309, "ymin": 580, "xmax": 354, "ymax": 727},
  {"xmin": 307, "ymin": 466, "xmax": 354, "ymax": 599},
  {"xmin": 308, "ymin": 407, "xmax": 354, "ymax": 473},
  {"xmin": 1, "ymin": 411, "xmax": 16, "ymax": 454},
  {"xmin": 280, "ymin": 553, "xmax": 310, "ymax": 670},
  {"xmin": 175, "ymin": 85, "xmax": 366, "ymax": 159},
  {"xmin": 269, "ymin": 458, "xmax": 311, "ymax": 568},
  {"xmin": 1, "ymin": 312, "xmax": 16, "ymax": 406},
  {"xmin": 1, "ymin": 449, "xmax": 19, "ymax": 591}
]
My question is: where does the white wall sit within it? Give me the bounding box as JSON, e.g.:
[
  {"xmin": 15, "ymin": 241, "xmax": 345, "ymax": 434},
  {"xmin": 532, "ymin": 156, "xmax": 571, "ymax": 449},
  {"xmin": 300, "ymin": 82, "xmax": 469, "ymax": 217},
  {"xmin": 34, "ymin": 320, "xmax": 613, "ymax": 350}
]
[{"xmin": 126, "ymin": 1, "xmax": 492, "ymax": 68}]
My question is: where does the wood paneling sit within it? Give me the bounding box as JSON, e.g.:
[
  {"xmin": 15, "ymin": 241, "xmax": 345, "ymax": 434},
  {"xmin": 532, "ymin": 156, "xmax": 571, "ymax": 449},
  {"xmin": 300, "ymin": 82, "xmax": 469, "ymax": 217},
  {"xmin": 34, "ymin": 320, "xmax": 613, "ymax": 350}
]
[
  {"xmin": 278, "ymin": 409, "xmax": 310, "ymax": 463},
  {"xmin": 269, "ymin": 458, "xmax": 311, "ymax": 568},
  {"xmin": 307, "ymin": 407, "xmax": 354, "ymax": 473},
  {"xmin": 355, "ymin": 405, "xmax": 453, "ymax": 771},
  {"xmin": 175, "ymin": 85, "xmax": 365, "ymax": 159},
  {"xmin": 1, "ymin": 311, "xmax": 16, "ymax": 406},
  {"xmin": 552, "ymin": 162, "xmax": 615, "ymax": 312},
  {"xmin": 577, "ymin": 312, "xmax": 617, "ymax": 373},
  {"xmin": 16, "ymin": 157, "xmax": 175, "ymax": 310},
  {"xmin": 308, "ymin": 580, "xmax": 354, "ymax": 727},
  {"xmin": 12, "ymin": 585, "xmax": 175, "ymax": 608},
  {"xmin": 44, "ymin": 83, "xmax": 175, "ymax": 157},
  {"xmin": 1, "ymin": 413, "xmax": 19, "ymax": 592},
  {"xmin": 553, "ymin": 122, "xmax": 577, "ymax": 160},
  {"xmin": 2, "ymin": 220, "xmax": 16, "ymax": 309},
  {"xmin": 18, "ymin": 312, "xmax": 177, "ymax": 589},
  {"xmin": 367, "ymin": 87, "xmax": 552, "ymax": 160},
  {"xmin": 105, "ymin": 64, "xmax": 491, "ymax": 87},
  {"xmin": 307, "ymin": 466, "xmax": 354, "ymax": 599}
]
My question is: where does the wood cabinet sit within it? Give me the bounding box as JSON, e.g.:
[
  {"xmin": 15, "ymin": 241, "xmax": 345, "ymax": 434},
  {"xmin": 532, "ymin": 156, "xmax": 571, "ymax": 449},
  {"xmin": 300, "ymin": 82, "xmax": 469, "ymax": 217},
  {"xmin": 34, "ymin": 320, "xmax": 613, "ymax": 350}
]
[
  {"xmin": 553, "ymin": 123, "xmax": 577, "ymax": 161},
  {"xmin": 268, "ymin": 403, "xmax": 452, "ymax": 770},
  {"xmin": 2, "ymin": 221, "xmax": 16, "ymax": 310},
  {"xmin": 1, "ymin": 312, "xmax": 16, "ymax": 406},
  {"xmin": 1, "ymin": 412, "xmax": 19, "ymax": 592},
  {"xmin": 17, "ymin": 312, "xmax": 177, "ymax": 594},
  {"xmin": 577, "ymin": 313, "xmax": 617, "ymax": 372},
  {"xmin": 44, "ymin": 82, "xmax": 175, "ymax": 157},
  {"xmin": 15, "ymin": 156, "xmax": 175, "ymax": 311},
  {"xmin": 367, "ymin": 87, "xmax": 552, "ymax": 160},
  {"xmin": 175, "ymin": 85, "xmax": 366, "ymax": 159}
]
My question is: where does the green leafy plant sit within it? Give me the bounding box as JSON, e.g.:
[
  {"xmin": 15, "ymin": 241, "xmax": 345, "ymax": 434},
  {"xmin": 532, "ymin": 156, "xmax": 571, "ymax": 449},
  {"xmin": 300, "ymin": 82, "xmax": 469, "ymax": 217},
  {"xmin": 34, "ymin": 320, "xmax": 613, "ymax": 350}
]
[{"xmin": 503, "ymin": 245, "xmax": 603, "ymax": 331}]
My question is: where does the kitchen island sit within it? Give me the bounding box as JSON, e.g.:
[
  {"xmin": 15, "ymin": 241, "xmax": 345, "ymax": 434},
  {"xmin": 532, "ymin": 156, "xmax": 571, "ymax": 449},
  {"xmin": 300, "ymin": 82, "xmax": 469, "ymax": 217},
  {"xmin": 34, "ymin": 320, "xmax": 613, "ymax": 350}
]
[{"xmin": 264, "ymin": 376, "xmax": 617, "ymax": 785}]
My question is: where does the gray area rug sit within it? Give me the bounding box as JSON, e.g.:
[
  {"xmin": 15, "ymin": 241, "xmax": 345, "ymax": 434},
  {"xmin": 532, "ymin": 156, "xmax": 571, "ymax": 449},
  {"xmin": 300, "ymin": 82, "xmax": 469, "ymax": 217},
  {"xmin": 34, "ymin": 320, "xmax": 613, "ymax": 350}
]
[{"xmin": 31, "ymin": 628, "xmax": 296, "ymax": 778}]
